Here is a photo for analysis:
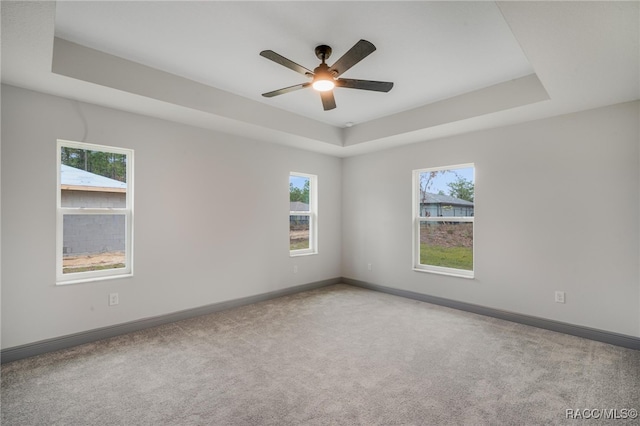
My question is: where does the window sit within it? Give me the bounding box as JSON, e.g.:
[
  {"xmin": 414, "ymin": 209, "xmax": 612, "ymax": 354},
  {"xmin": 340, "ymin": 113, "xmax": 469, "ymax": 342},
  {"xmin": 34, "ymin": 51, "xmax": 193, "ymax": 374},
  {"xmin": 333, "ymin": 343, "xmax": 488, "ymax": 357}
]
[
  {"xmin": 413, "ymin": 164, "xmax": 474, "ymax": 278},
  {"xmin": 289, "ymin": 172, "xmax": 317, "ymax": 256},
  {"xmin": 57, "ymin": 140, "xmax": 133, "ymax": 284}
]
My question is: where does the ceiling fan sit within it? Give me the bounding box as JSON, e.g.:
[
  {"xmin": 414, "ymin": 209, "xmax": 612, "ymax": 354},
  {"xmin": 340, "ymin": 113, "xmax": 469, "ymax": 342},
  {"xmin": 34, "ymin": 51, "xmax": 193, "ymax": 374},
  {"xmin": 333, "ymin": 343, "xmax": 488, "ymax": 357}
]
[{"xmin": 260, "ymin": 39, "xmax": 394, "ymax": 111}]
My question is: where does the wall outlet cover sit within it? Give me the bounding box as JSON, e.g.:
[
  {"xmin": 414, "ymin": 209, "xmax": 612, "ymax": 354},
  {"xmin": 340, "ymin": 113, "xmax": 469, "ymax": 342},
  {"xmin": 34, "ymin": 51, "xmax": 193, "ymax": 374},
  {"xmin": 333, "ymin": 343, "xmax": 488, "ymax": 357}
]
[{"xmin": 109, "ymin": 293, "xmax": 119, "ymax": 306}]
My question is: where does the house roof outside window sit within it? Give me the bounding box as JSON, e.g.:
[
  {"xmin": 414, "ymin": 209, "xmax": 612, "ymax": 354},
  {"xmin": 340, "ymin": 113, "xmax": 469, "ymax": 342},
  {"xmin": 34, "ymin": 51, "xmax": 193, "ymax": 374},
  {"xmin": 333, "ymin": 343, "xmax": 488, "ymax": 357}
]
[
  {"xmin": 60, "ymin": 164, "xmax": 126, "ymax": 192},
  {"xmin": 290, "ymin": 201, "xmax": 309, "ymax": 212},
  {"xmin": 421, "ymin": 191, "xmax": 473, "ymax": 206}
]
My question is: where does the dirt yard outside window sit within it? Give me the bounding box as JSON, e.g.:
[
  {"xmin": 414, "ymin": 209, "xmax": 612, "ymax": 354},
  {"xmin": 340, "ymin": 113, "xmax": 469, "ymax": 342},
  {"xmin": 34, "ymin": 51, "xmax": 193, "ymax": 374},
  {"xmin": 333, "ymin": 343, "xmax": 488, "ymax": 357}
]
[
  {"xmin": 63, "ymin": 252, "xmax": 125, "ymax": 274},
  {"xmin": 289, "ymin": 227, "xmax": 310, "ymax": 251}
]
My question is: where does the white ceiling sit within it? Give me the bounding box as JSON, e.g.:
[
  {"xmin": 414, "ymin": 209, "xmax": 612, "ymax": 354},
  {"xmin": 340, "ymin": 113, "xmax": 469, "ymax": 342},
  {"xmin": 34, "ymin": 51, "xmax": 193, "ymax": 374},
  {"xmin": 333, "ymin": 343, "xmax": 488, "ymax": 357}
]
[
  {"xmin": 54, "ymin": 1, "xmax": 534, "ymax": 127},
  {"xmin": 2, "ymin": 1, "xmax": 639, "ymax": 157}
]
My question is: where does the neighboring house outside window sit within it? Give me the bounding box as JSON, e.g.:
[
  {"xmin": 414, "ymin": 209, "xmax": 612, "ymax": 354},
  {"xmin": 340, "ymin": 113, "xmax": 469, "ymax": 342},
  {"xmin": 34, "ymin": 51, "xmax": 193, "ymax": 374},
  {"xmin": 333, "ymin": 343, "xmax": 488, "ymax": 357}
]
[
  {"xmin": 413, "ymin": 164, "xmax": 474, "ymax": 278},
  {"xmin": 420, "ymin": 192, "xmax": 474, "ymax": 218},
  {"xmin": 57, "ymin": 140, "xmax": 133, "ymax": 284},
  {"xmin": 289, "ymin": 172, "xmax": 317, "ymax": 256}
]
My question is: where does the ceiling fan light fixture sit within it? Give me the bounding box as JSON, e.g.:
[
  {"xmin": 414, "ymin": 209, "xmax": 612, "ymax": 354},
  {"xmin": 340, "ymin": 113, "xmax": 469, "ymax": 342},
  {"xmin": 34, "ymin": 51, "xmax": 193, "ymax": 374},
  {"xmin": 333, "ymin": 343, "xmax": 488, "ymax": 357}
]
[
  {"xmin": 312, "ymin": 66, "xmax": 335, "ymax": 92},
  {"xmin": 312, "ymin": 77, "xmax": 335, "ymax": 92}
]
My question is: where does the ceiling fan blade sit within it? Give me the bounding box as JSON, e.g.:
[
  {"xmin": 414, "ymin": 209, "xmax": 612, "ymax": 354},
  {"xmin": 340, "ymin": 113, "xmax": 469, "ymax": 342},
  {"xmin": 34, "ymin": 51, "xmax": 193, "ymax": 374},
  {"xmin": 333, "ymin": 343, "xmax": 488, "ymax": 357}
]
[
  {"xmin": 329, "ymin": 39, "xmax": 376, "ymax": 77},
  {"xmin": 320, "ymin": 90, "xmax": 336, "ymax": 111},
  {"xmin": 336, "ymin": 78, "xmax": 394, "ymax": 92},
  {"xmin": 260, "ymin": 50, "xmax": 313, "ymax": 76},
  {"xmin": 262, "ymin": 83, "xmax": 311, "ymax": 98}
]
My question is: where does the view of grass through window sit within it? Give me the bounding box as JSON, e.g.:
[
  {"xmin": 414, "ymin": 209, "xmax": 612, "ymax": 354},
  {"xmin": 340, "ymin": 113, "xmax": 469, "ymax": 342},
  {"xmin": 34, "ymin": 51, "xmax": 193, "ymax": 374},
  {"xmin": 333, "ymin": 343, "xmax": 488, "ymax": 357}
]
[
  {"xmin": 420, "ymin": 221, "xmax": 473, "ymax": 270},
  {"xmin": 418, "ymin": 165, "xmax": 474, "ymax": 272},
  {"xmin": 289, "ymin": 175, "xmax": 310, "ymax": 251}
]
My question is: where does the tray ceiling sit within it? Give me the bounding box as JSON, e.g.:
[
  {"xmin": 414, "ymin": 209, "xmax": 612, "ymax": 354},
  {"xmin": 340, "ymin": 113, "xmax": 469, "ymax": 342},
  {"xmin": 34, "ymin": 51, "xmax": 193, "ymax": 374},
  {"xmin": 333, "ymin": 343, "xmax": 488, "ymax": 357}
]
[{"xmin": 2, "ymin": 1, "xmax": 638, "ymax": 157}]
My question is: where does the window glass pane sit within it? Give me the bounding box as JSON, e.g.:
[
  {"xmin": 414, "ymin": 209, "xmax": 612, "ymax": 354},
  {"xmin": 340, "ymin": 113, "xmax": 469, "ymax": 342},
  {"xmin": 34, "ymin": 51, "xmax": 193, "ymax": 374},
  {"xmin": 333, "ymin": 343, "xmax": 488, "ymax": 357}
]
[
  {"xmin": 289, "ymin": 172, "xmax": 316, "ymax": 255},
  {"xmin": 290, "ymin": 215, "xmax": 310, "ymax": 250},
  {"xmin": 62, "ymin": 214, "xmax": 126, "ymax": 274},
  {"xmin": 419, "ymin": 221, "xmax": 473, "ymax": 271},
  {"xmin": 60, "ymin": 148, "xmax": 127, "ymax": 208},
  {"xmin": 418, "ymin": 167, "xmax": 474, "ymax": 217},
  {"xmin": 290, "ymin": 175, "xmax": 310, "ymax": 212}
]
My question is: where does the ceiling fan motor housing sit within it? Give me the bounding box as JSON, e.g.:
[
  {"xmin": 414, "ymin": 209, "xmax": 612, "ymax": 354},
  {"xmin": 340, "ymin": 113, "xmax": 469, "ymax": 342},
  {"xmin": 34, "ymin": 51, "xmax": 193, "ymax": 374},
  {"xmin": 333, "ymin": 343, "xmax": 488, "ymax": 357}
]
[{"xmin": 314, "ymin": 63, "xmax": 335, "ymax": 79}]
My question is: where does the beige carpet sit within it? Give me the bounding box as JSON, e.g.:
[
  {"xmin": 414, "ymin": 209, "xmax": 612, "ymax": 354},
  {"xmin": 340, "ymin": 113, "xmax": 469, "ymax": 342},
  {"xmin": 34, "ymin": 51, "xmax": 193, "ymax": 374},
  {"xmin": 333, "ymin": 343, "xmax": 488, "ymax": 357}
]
[{"xmin": 2, "ymin": 284, "xmax": 639, "ymax": 425}]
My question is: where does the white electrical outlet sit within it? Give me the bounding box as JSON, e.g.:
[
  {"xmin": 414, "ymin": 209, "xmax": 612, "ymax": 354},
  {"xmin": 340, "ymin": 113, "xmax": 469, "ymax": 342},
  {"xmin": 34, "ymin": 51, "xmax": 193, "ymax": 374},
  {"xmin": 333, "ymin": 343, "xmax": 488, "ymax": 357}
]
[
  {"xmin": 109, "ymin": 293, "xmax": 119, "ymax": 306},
  {"xmin": 555, "ymin": 291, "xmax": 565, "ymax": 304},
  {"xmin": 367, "ymin": 263, "xmax": 372, "ymax": 271},
  {"xmin": 293, "ymin": 265, "xmax": 298, "ymax": 274}
]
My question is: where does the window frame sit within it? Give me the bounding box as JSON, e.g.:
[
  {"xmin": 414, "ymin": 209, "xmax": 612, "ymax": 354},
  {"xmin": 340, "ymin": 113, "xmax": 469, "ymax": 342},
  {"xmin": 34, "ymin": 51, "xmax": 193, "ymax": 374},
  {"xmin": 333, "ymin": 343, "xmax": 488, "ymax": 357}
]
[
  {"xmin": 289, "ymin": 172, "xmax": 318, "ymax": 256},
  {"xmin": 412, "ymin": 164, "xmax": 475, "ymax": 279},
  {"xmin": 56, "ymin": 140, "xmax": 134, "ymax": 285}
]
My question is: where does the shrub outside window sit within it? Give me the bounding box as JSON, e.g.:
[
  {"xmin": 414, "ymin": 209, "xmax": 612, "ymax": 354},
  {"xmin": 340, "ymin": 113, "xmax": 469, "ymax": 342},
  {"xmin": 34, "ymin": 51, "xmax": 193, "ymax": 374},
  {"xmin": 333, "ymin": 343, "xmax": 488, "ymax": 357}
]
[
  {"xmin": 413, "ymin": 164, "xmax": 474, "ymax": 278},
  {"xmin": 57, "ymin": 140, "xmax": 133, "ymax": 284},
  {"xmin": 289, "ymin": 172, "xmax": 317, "ymax": 256}
]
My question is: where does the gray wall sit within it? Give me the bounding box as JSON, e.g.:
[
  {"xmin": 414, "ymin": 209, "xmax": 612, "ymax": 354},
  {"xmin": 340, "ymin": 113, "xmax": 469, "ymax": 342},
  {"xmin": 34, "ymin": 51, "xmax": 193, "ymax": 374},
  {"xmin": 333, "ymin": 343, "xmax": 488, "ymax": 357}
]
[
  {"xmin": 1, "ymin": 85, "xmax": 342, "ymax": 349},
  {"xmin": 342, "ymin": 101, "xmax": 640, "ymax": 337},
  {"xmin": 2, "ymin": 84, "xmax": 639, "ymax": 350}
]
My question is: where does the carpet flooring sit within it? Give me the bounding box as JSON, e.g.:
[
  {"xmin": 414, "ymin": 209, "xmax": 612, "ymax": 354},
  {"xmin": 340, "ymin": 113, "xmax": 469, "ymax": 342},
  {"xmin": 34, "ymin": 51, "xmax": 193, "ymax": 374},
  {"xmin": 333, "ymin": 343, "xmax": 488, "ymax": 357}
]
[{"xmin": 2, "ymin": 284, "xmax": 639, "ymax": 425}]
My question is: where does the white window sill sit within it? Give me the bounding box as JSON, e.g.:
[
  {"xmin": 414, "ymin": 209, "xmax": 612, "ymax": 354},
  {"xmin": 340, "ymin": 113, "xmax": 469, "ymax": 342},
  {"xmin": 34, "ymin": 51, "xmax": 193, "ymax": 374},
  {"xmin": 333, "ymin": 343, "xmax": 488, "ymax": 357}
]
[
  {"xmin": 412, "ymin": 267, "xmax": 474, "ymax": 279},
  {"xmin": 56, "ymin": 272, "xmax": 133, "ymax": 286},
  {"xmin": 290, "ymin": 251, "xmax": 317, "ymax": 257}
]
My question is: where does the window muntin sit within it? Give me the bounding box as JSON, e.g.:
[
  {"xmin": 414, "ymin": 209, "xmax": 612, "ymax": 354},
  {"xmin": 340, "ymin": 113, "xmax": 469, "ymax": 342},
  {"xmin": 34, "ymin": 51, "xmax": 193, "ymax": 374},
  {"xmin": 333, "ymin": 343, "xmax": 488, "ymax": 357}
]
[
  {"xmin": 57, "ymin": 140, "xmax": 133, "ymax": 284},
  {"xmin": 413, "ymin": 164, "xmax": 474, "ymax": 277},
  {"xmin": 289, "ymin": 172, "xmax": 317, "ymax": 255}
]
